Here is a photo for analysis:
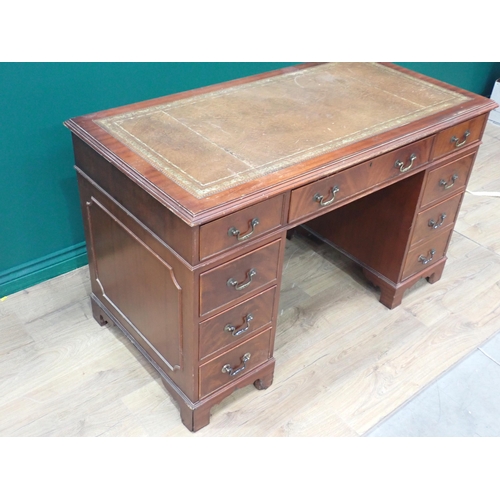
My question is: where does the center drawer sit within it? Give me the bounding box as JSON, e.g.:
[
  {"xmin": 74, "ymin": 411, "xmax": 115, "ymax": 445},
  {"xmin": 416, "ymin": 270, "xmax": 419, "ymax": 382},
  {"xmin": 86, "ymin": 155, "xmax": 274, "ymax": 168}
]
[
  {"xmin": 289, "ymin": 136, "xmax": 433, "ymax": 223},
  {"xmin": 199, "ymin": 239, "xmax": 282, "ymax": 316}
]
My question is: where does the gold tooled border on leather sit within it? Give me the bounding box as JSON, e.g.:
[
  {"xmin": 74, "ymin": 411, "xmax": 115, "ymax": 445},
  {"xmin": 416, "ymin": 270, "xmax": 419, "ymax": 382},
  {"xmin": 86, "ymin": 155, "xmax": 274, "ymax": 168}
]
[{"xmin": 95, "ymin": 63, "xmax": 470, "ymax": 199}]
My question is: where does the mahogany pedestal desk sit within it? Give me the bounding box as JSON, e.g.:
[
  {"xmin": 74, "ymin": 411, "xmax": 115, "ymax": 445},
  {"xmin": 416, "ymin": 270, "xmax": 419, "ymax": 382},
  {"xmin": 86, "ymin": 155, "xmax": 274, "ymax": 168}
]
[{"xmin": 65, "ymin": 63, "xmax": 497, "ymax": 431}]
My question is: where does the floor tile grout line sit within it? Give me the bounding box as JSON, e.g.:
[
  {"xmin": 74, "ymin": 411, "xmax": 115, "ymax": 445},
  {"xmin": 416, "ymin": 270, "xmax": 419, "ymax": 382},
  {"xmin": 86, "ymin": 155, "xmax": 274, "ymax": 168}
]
[
  {"xmin": 362, "ymin": 330, "xmax": 500, "ymax": 437},
  {"xmin": 452, "ymin": 228, "xmax": 500, "ymax": 257},
  {"xmin": 477, "ymin": 347, "xmax": 500, "ymax": 367}
]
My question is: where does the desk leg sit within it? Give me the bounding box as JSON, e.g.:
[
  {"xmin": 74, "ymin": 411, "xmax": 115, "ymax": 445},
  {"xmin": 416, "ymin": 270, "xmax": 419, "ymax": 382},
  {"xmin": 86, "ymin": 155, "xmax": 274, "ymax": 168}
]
[
  {"xmin": 254, "ymin": 360, "xmax": 275, "ymax": 390},
  {"xmin": 364, "ymin": 258, "xmax": 447, "ymax": 309},
  {"xmin": 363, "ymin": 269, "xmax": 405, "ymax": 309},
  {"xmin": 426, "ymin": 260, "xmax": 446, "ymax": 284},
  {"xmin": 169, "ymin": 359, "xmax": 276, "ymax": 432},
  {"xmin": 179, "ymin": 403, "xmax": 211, "ymax": 433},
  {"xmin": 91, "ymin": 294, "xmax": 115, "ymax": 327}
]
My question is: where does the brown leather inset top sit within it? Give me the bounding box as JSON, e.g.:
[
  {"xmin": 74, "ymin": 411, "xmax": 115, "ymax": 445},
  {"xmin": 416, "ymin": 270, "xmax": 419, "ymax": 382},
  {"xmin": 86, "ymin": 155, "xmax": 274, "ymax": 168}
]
[{"xmin": 94, "ymin": 63, "xmax": 470, "ymax": 199}]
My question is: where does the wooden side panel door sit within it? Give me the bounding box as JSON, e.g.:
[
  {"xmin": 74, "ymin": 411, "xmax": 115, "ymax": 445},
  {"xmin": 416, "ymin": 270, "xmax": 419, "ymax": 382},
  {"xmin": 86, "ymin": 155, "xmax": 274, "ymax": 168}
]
[{"xmin": 86, "ymin": 197, "xmax": 184, "ymax": 373}]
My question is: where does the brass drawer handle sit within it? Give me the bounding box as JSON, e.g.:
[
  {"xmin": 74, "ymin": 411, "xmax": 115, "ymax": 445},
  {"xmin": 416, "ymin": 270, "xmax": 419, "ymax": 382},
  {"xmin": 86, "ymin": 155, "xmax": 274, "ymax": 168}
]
[
  {"xmin": 418, "ymin": 249, "xmax": 436, "ymax": 265},
  {"xmin": 227, "ymin": 268, "xmax": 257, "ymax": 291},
  {"xmin": 451, "ymin": 130, "xmax": 470, "ymax": 148},
  {"xmin": 314, "ymin": 186, "xmax": 340, "ymax": 207},
  {"xmin": 222, "ymin": 353, "xmax": 251, "ymax": 377},
  {"xmin": 439, "ymin": 174, "xmax": 458, "ymax": 190},
  {"xmin": 428, "ymin": 213, "xmax": 447, "ymax": 229},
  {"xmin": 224, "ymin": 313, "xmax": 254, "ymax": 337},
  {"xmin": 395, "ymin": 153, "xmax": 417, "ymax": 173},
  {"xmin": 228, "ymin": 218, "xmax": 259, "ymax": 241}
]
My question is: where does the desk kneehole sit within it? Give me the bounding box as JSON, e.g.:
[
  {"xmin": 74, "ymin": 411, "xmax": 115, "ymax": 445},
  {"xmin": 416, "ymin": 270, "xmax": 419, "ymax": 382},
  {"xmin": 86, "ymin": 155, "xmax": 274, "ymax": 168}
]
[{"xmin": 288, "ymin": 136, "xmax": 433, "ymax": 223}]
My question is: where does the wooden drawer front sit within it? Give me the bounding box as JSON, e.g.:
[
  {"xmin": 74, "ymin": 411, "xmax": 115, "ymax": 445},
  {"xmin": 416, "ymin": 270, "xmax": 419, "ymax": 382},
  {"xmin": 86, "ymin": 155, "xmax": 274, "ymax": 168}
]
[
  {"xmin": 432, "ymin": 115, "xmax": 486, "ymax": 159},
  {"xmin": 411, "ymin": 193, "xmax": 462, "ymax": 248},
  {"xmin": 199, "ymin": 286, "xmax": 277, "ymax": 360},
  {"xmin": 402, "ymin": 229, "xmax": 452, "ymax": 280},
  {"xmin": 289, "ymin": 136, "xmax": 433, "ymax": 223},
  {"xmin": 199, "ymin": 195, "xmax": 284, "ymax": 260},
  {"xmin": 420, "ymin": 153, "xmax": 474, "ymax": 208},
  {"xmin": 199, "ymin": 239, "xmax": 281, "ymax": 316},
  {"xmin": 199, "ymin": 328, "xmax": 272, "ymax": 398}
]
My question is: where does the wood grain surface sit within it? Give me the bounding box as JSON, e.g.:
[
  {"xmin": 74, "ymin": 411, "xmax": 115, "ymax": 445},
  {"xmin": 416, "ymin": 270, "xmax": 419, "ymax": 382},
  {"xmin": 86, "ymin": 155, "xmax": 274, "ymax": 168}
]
[{"xmin": 1, "ymin": 122, "xmax": 499, "ymax": 437}]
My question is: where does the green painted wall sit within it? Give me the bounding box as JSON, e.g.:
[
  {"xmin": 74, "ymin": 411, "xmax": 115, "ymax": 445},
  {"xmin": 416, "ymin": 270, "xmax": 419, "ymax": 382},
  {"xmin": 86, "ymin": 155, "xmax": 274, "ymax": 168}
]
[
  {"xmin": 0, "ymin": 63, "xmax": 297, "ymax": 295},
  {"xmin": 396, "ymin": 62, "xmax": 500, "ymax": 97},
  {"xmin": 1, "ymin": 62, "xmax": 498, "ymax": 296}
]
